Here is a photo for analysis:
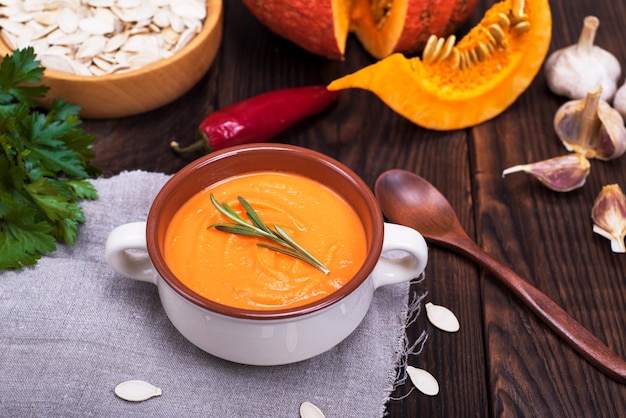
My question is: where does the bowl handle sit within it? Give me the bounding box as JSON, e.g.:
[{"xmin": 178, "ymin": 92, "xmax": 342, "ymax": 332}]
[
  {"xmin": 371, "ymin": 223, "xmax": 428, "ymax": 289},
  {"xmin": 105, "ymin": 222, "xmax": 158, "ymax": 285}
]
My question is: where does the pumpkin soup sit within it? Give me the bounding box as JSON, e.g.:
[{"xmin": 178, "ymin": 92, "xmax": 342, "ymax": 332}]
[{"xmin": 164, "ymin": 171, "xmax": 368, "ymax": 310}]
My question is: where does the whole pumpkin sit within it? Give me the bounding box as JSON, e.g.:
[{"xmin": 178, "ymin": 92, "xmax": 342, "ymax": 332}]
[{"xmin": 241, "ymin": 0, "xmax": 479, "ymax": 60}]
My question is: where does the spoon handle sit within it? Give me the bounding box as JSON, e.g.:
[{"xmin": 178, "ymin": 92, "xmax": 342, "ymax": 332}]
[{"xmin": 461, "ymin": 239, "xmax": 626, "ymax": 383}]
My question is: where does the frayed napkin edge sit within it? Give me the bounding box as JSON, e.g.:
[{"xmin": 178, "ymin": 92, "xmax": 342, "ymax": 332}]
[{"xmin": 381, "ymin": 274, "xmax": 429, "ymax": 412}]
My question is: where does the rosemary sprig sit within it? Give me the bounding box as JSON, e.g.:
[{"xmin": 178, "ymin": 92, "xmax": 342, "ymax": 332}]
[{"xmin": 207, "ymin": 194, "xmax": 330, "ymax": 275}]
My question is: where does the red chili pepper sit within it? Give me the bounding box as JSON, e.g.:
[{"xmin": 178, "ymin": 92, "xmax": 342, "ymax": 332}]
[{"xmin": 170, "ymin": 85, "xmax": 340, "ymax": 154}]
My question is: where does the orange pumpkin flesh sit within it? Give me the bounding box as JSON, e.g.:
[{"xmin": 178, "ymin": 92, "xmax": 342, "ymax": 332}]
[
  {"xmin": 328, "ymin": 0, "xmax": 552, "ymax": 130},
  {"xmin": 241, "ymin": 0, "xmax": 478, "ymax": 60},
  {"xmin": 350, "ymin": 0, "xmax": 477, "ymax": 59}
]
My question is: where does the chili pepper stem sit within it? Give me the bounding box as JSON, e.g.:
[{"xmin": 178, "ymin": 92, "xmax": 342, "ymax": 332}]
[{"xmin": 170, "ymin": 137, "xmax": 209, "ymax": 154}]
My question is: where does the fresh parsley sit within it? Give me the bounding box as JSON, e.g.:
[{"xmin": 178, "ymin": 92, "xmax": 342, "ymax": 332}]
[{"xmin": 0, "ymin": 47, "xmax": 100, "ymax": 270}]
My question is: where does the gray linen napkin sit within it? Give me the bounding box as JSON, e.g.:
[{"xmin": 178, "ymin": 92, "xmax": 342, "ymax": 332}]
[{"xmin": 0, "ymin": 170, "xmax": 424, "ymax": 417}]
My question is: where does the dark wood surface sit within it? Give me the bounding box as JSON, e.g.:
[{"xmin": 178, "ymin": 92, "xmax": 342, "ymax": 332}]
[{"xmin": 84, "ymin": 1, "xmax": 626, "ymax": 416}]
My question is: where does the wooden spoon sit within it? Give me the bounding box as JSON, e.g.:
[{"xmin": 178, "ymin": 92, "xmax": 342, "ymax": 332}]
[{"xmin": 374, "ymin": 169, "xmax": 626, "ymax": 384}]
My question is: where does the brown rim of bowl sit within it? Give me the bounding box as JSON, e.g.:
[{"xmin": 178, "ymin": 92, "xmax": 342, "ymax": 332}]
[
  {"xmin": 0, "ymin": 0, "xmax": 222, "ymax": 83},
  {"xmin": 146, "ymin": 143, "xmax": 385, "ymax": 320}
]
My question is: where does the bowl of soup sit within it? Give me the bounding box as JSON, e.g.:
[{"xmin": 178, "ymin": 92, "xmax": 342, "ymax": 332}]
[{"xmin": 106, "ymin": 144, "xmax": 428, "ymax": 365}]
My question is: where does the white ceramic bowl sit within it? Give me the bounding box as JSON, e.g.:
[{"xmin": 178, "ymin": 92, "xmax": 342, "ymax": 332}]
[{"xmin": 106, "ymin": 144, "xmax": 428, "ymax": 365}]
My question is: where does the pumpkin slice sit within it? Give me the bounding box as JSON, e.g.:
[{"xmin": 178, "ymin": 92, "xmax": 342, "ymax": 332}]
[
  {"xmin": 240, "ymin": 0, "xmax": 350, "ymax": 60},
  {"xmin": 328, "ymin": 0, "xmax": 552, "ymax": 130},
  {"xmin": 241, "ymin": 0, "xmax": 477, "ymax": 60}
]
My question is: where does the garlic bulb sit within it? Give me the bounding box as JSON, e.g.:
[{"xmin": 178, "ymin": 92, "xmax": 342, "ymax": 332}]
[
  {"xmin": 591, "ymin": 184, "xmax": 626, "ymax": 253},
  {"xmin": 502, "ymin": 153, "xmax": 590, "ymax": 192},
  {"xmin": 613, "ymin": 82, "xmax": 626, "ymax": 119},
  {"xmin": 545, "ymin": 16, "xmax": 621, "ymax": 101},
  {"xmin": 554, "ymin": 85, "xmax": 626, "ymax": 160}
]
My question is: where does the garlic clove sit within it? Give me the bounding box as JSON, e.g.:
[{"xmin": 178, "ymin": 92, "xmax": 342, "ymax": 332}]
[
  {"xmin": 502, "ymin": 153, "xmax": 590, "ymax": 192},
  {"xmin": 545, "ymin": 16, "xmax": 621, "ymax": 101},
  {"xmin": 554, "ymin": 85, "xmax": 626, "ymax": 160},
  {"xmin": 596, "ymin": 102, "xmax": 626, "ymax": 159},
  {"xmin": 591, "ymin": 184, "xmax": 626, "ymax": 253}
]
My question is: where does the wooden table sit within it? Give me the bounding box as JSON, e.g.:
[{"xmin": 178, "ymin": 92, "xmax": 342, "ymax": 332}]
[{"xmin": 83, "ymin": 1, "xmax": 626, "ymax": 416}]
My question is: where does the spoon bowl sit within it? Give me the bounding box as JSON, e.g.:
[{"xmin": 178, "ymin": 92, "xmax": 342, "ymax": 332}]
[
  {"xmin": 374, "ymin": 169, "xmax": 470, "ymax": 250},
  {"xmin": 375, "ymin": 168, "xmax": 626, "ymax": 384}
]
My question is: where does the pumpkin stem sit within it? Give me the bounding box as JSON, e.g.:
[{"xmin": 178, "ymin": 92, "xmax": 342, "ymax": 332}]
[{"xmin": 577, "ymin": 16, "xmax": 599, "ymax": 55}]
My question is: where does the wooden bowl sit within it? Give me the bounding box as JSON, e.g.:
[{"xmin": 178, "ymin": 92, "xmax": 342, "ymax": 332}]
[{"xmin": 0, "ymin": 0, "xmax": 223, "ymax": 119}]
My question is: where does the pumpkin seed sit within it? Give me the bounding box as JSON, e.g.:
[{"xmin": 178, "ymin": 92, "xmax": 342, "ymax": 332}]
[
  {"xmin": 114, "ymin": 380, "xmax": 162, "ymax": 402},
  {"xmin": 497, "ymin": 12, "xmax": 511, "ymax": 28},
  {"xmin": 438, "ymin": 35, "xmax": 456, "ymax": 62},
  {"xmin": 512, "ymin": 20, "xmax": 531, "ymax": 34},
  {"xmin": 488, "ymin": 23, "xmax": 506, "ymax": 42},
  {"xmin": 422, "ymin": 34, "xmax": 439, "ymax": 63},
  {"xmin": 423, "ymin": 35, "xmax": 456, "ymax": 64},
  {"xmin": 57, "ymin": 8, "xmax": 79, "ymax": 33},
  {"xmin": 75, "ymin": 35, "xmax": 106, "ymax": 59},
  {"xmin": 171, "ymin": 0, "xmax": 206, "ymax": 20},
  {"xmin": 457, "ymin": 49, "xmax": 465, "ymax": 70},
  {"xmin": 467, "ymin": 48, "xmax": 478, "ymax": 65},
  {"xmin": 425, "ymin": 302, "xmax": 460, "ymax": 332},
  {"xmin": 300, "ymin": 401, "xmax": 326, "ymax": 418},
  {"xmin": 475, "ymin": 42, "xmax": 490, "ymax": 62},
  {"xmin": 406, "ymin": 366, "xmax": 439, "ymax": 396}
]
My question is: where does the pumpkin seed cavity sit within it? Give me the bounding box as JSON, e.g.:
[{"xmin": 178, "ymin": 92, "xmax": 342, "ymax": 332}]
[{"xmin": 421, "ymin": 0, "xmax": 531, "ymax": 70}]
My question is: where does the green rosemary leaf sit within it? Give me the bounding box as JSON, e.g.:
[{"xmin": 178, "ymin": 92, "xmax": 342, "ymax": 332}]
[
  {"xmin": 258, "ymin": 243, "xmax": 330, "ymax": 274},
  {"xmin": 273, "ymin": 224, "xmax": 329, "ymax": 274},
  {"xmin": 210, "ymin": 194, "xmax": 245, "ymax": 225},
  {"xmin": 210, "ymin": 224, "xmax": 263, "ymax": 237},
  {"xmin": 208, "ymin": 194, "xmax": 329, "ymax": 274},
  {"xmin": 221, "ymin": 202, "xmax": 241, "ymax": 219},
  {"xmin": 257, "ymin": 243, "xmax": 319, "ymax": 264},
  {"xmin": 237, "ymin": 196, "xmax": 273, "ymax": 234}
]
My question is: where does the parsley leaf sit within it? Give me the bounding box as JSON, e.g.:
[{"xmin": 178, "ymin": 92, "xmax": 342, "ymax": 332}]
[
  {"xmin": 0, "ymin": 47, "xmax": 100, "ymax": 270},
  {"xmin": 0, "ymin": 47, "xmax": 48, "ymax": 107}
]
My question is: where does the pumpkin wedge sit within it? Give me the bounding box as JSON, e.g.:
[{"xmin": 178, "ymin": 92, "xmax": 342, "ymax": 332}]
[
  {"xmin": 328, "ymin": 0, "xmax": 552, "ymax": 130},
  {"xmin": 241, "ymin": 0, "xmax": 477, "ymax": 60}
]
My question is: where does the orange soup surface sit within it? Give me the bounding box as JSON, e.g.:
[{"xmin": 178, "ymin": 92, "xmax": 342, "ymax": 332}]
[{"xmin": 164, "ymin": 172, "xmax": 368, "ymax": 310}]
